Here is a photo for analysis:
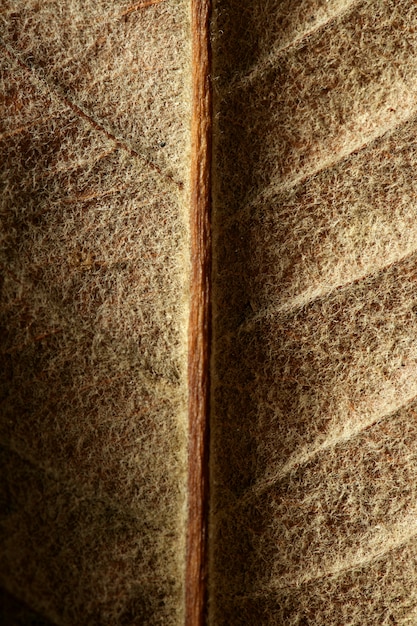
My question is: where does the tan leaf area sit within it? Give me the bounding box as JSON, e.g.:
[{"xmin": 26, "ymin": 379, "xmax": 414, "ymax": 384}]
[
  {"xmin": 211, "ymin": 0, "xmax": 417, "ymax": 623},
  {"xmin": 0, "ymin": 1, "xmax": 191, "ymax": 624}
]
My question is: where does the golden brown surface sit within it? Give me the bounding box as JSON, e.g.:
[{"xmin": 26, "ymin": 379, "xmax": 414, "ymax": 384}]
[
  {"xmin": 0, "ymin": 1, "xmax": 191, "ymax": 623},
  {"xmin": 210, "ymin": 0, "xmax": 417, "ymax": 623}
]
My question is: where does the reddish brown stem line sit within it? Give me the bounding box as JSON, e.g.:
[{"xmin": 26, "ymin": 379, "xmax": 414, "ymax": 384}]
[{"xmin": 186, "ymin": 1, "xmax": 212, "ymax": 625}]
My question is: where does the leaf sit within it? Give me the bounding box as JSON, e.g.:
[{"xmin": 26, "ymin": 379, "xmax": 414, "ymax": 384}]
[{"xmin": 0, "ymin": 1, "xmax": 191, "ymax": 624}]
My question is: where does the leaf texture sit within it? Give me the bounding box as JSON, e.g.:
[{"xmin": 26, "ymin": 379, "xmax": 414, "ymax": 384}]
[
  {"xmin": 210, "ymin": 0, "xmax": 417, "ymax": 624},
  {"xmin": 0, "ymin": 1, "xmax": 191, "ymax": 624}
]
